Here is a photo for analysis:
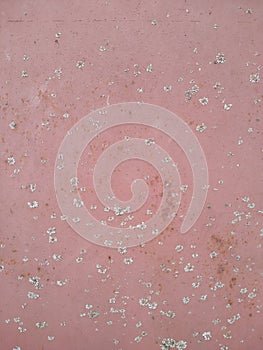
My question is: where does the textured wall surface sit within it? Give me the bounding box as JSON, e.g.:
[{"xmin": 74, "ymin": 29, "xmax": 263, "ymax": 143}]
[{"xmin": 0, "ymin": 1, "xmax": 262, "ymax": 349}]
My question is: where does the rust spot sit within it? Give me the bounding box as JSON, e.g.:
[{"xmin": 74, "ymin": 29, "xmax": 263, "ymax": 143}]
[
  {"xmin": 217, "ymin": 264, "xmax": 226, "ymax": 275},
  {"xmin": 209, "ymin": 233, "xmax": 237, "ymax": 255},
  {"xmin": 229, "ymin": 277, "xmax": 237, "ymax": 289}
]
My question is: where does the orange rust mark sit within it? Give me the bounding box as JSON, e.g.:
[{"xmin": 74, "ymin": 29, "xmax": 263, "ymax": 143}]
[{"xmin": 229, "ymin": 277, "xmax": 237, "ymax": 289}]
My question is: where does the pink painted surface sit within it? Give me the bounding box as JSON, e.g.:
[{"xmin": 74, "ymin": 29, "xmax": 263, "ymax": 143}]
[{"xmin": 0, "ymin": 1, "xmax": 262, "ymax": 350}]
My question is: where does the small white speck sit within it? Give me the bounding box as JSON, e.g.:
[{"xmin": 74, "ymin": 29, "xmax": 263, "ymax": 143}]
[
  {"xmin": 7, "ymin": 156, "xmax": 15, "ymax": 165},
  {"xmin": 21, "ymin": 70, "xmax": 28, "ymax": 77},
  {"xmin": 160, "ymin": 338, "xmax": 187, "ymax": 350},
  {"xmin": 118, "ymin": 247, "xmax": 127, "ymax": 254},
  {"xmin": 99, "ymin": 45, "xmax": 107, "ymax": 52},
  {"xmin": 27, "ymin": 291, "xmax": 40, "ymax": 299},
  {"xmin": 210, "ymin": 251, "xmax": 218, "ymax": 259},
  {"xmin": 9, "ymin": 121, "xmax": 16, "ymax": 129},
  {"xmin": 36, "ymin": 321, "xmax": 48, "ymax": 329},
  {"xmin": 52, "ymin": 254, "xmax": 63, "ymax": 261},
  {"xmin": 175, "ymin": 245, "xmax": 184, "ymax": 252},
  {"xmin": 49, "ymin": 236, "xmax": 57, "ymax": 243},
  {"xmin": 224, "ymin": 103, "xmax": 232, "ymax": 111},
  {"xmin": 196, "ymin": 123, "xmax": 207, "ymax": 133},
  {"xmin": 73, "ymin": 198, "xmax": 84, "ymax": 208},
  {"xmin": 240, "ymin": 288, "xmax": 248, "ymax": 294},
  {"xmin": 250, "ymin": 72, "xmax": 260, "ymax": 83},
  {"xmin": 88, "ymin": 310, "xmax": 100, "ymax": 319},
  {"xmin": 146, "ymin": 64, "xmax": 153, "ymax": 72},
  {"xmin": 203, "ymin": 331, "xmax": 212, "ymax": 340},
  {"xmin": 27, "ymin": 201, "xmax": 39, "ymax": 209},
  {"xmin": 184, "ymin": 263, "xmax": 194, "ymax": 272},
  {"xmin": 215, "ymin": 53, "xmax": 226, "ymax": 64},
  {"xmin": 29, "ymin": 183, "xmax": 37, "ymax": 192},
  {"xmin": 163, "ymin": 85, "xmax": 172, "ymax": 92},
  {"xmin": 123, "ymin": 257, "xmax": 133, "ymax": 264},
  {"xmin": 182, "ymin": 296, "xmax": 190, "ymax": 304},
  {"xmin": 199, "ymin": 97, "xmax": 209, "ymax": 105},
  {"xmin": 56, "ymin": 279, "xmax": 69, "ymax": 287},
  {"xmin": 76, "ymin": 60, "xmax": 85, "ymax": 69},
  {"xmin": 245, "ymin": 8, "xmax": 253, "ymax": 14}
]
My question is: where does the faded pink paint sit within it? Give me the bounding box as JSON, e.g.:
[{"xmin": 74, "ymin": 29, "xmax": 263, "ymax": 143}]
[{"xmin": 0, "ymin": 1, "xmax": 262, "ymax": 350}]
